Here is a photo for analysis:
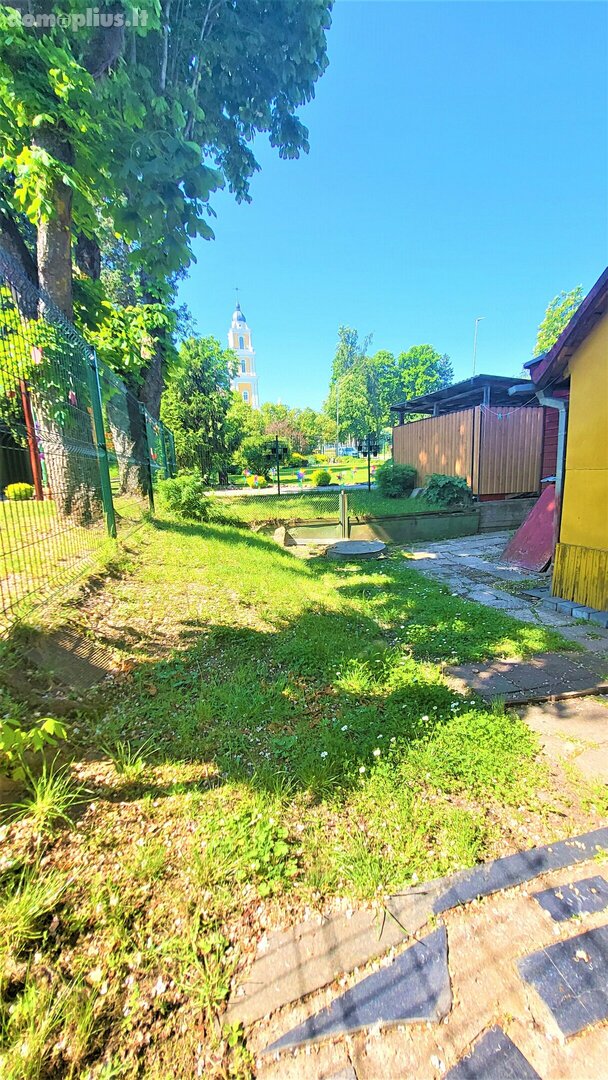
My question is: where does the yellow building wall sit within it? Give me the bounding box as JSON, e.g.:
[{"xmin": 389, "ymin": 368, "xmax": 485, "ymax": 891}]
[
  {"xmin": 552, "ymin": 312, "xmax": 608, "ymax": 608},
  {"xmin": 237, "ymin": 381, "xmax": 252, "ymax": 400}
]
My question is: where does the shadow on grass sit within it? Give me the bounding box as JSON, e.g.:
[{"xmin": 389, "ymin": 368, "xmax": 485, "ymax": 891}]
[{"xmin": 0, "ymin": 517, "xmax": 564, "ymax": 809}]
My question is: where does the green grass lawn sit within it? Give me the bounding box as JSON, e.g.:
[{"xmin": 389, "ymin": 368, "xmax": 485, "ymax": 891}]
[
  {"xmin": 215, "ymin": 488, "xmax": 440, "ymax": 524},
  {"xmin": 227, "ymin": 459, "xmax": 374, "ymax": 488},
  {"xmin": 0, "ymin": 512, "xmax": 599, "ymax": 1078}
]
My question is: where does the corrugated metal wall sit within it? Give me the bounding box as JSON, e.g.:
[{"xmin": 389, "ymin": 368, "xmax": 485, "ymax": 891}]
[
  {"xmin": 476, "ymin": 406, "xmax": 543, "ymax": 495},
  {"xmin": 392, "ymin": 409, "xmax": 474, "ymax": 486},
  {"xmin": 392, "ymin": 405, "xmax": 543, "ymax": 495}
]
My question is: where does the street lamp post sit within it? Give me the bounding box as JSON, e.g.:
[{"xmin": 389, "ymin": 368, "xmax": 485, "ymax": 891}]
[{"xmin": 472, "ymin": 316, "xmax": 485, "ymax": 376}]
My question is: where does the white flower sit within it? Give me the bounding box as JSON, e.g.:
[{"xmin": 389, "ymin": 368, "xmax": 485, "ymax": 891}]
[
  {"xmin": 421, "ymin": 715, "xmax": 429, "ymax": 722},
  {"xmin": 320, "ymin": 751, "xmax": 328, "ymax": 759},
  {"xmin": 373, "ymin": 748, "xmax": 381, "ymax": 758},
  {"xmin": 359, "ymin": 765, "xmax": 366, "ymax": 774},
  {"xmin": 341, "ymin": 724, "xmax": 348, "ymax": 731}
]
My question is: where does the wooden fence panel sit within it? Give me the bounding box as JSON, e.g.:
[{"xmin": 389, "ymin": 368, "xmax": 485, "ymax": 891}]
[
  {"xmin": 392, "ymin": 409, "xmax": 474, "ymax": 486},
  {"xmin": 476, "ymin": 406, "xmax": 543, "ymax": 495}
]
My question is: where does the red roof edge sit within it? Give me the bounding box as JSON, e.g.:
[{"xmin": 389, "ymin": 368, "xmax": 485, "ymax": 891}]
[{"xmin": 528, "ymin": 266, "xmax": 608, "ymax": 388}]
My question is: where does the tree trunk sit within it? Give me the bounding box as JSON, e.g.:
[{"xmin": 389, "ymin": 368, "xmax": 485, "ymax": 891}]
[
  {"xmin": 34, "ymin": 125, "xmax": 74, "ymax": 319},
  {"xmin": 34, "ymin": 409, "xmax": 103, "ymax": 524},
  {"xmin": 30, "ymin": 125, "xmax": 104, "ymax": 524},
  {"xmin": 106, "ymin": 381, "xmax": 151, "ymax": 500}
]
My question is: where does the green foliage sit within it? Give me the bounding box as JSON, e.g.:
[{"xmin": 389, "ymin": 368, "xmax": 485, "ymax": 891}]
[
  {"xmin": 310, "ymin": 467, "xmax": 332, "ymax": 487},
  {"xmin": 397, "ymin": 344, "xmax": 453, "ymax": 403},
  {"xmin": 0, "ymin": 863, "xmax": 66, "ymax": 971},
  {"xmin": 158, "ymin": 473, "xmax": 214, "ymax": 522},
  {"xmin": 195, "ymin": 803, "xmax": 298, "ymax": 899},
  {"xmin": 534, "ymin": 286, "xmax": 583, "ymax": 356},
  {"xmin": 423, "ymin": 473, "xmax": 472, "ymax": 508},
  {"xmin": 103, "ymin": 737, "xmax": 155, "ymax": 780},
  {"xmin": 161, "ymin": 336, "xmax": 236, "ymax": 480},
  {"xmin": 234, "ymin": 435, "xmax": 272, "ymax": 477},
  {"xmin": 11, "ymin": 762, "xmax": 82, "ymax": 835},
  {"xmin": 375, "ymin": 460, "xmax": 416, "ymax": 497},
  {"xmin": 4, "ymin": 483, "xmax": 33, "ymax": 501},
  {"xmin": 325, "ymin": 330, "xmax": 453, "ymax": 442},
  {"xmin": 245, "ymin": 474, "xmax": 268, "ymax": 488},
  {"xmin": 0, "ymin": 715, "xmax": 67, "ymax": 781},
  {"xmin": 289, "ymin": 452, "xmax": 309, "ymax": 467}
]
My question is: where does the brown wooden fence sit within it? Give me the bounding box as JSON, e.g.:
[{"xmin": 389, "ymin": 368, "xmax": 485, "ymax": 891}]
[{"xmin": 392, "ymin": 406, "xmax": 543, "ymax": 496}]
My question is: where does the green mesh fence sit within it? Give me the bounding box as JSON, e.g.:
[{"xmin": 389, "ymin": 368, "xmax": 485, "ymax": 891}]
[
  {"xmin": 0, "ymin": 247, "xmax": 174, "ymax": 631},
  {"xmin": 217, "ymin": 489, "xmax": 343, "ymax": 527}
]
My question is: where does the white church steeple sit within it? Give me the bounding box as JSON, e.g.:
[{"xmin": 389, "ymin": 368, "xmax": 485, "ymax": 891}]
[{"xmin": 228, "ymin": 300, "xmax": 259, "ymax": 408}]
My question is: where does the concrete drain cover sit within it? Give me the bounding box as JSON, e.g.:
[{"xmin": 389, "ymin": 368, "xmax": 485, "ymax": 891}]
[{"xmin": 327, "ymin": 540, "xmax": 386, "ymax": 560}]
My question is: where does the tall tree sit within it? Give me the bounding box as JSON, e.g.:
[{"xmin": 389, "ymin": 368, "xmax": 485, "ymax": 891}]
[
  {"xmin": 161, "ymin": 336, "xmax": 236, "ymax": 482},
  {"xmin": 397, "ymin": 344, "xmax": 453, "ymax": 403},
  {"xmin": 534, "ymin": 286, "xmax": 583, "ymax": 356}
]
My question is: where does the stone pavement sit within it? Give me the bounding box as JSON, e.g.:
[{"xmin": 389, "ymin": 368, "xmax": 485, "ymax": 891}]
[
  {"xmin": 523, "ymin": 696, "xmax": 608, "ymax": 784},
  {"xmin": 405, "ymin": 532, "xmax": 608, "ymax": 654},
  {"xmin": 446, "ymin": 652, "xmax": 608, "ymax": 706},
  {"xmin": 241, "ymin": 830, "xmax": 608, "ymax": 1079}
]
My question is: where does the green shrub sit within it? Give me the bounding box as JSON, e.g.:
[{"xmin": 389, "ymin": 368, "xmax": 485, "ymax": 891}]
[
  {"xmin": 158, "ymin": 474, "xmax": 229, "ymax": 521},
  {"xmin": 375, "ymin": 460, "xmax": 416, "ymax": 498},
  {"xmin": 5, "ymin": 483, "xmax": 34, "ymax": 502},
  {"xmin": 289, "ymin": 452, "xmax": 309, "ymax": 468},
  {"xmin": 0, "ymin": 715, "xmax": 67, "ymax": 781},
  {"xmin": 310, "ymin": 468, "xmax": 332, "ymax": 487},
  {"xmin": 245, "ymin": 475, "xmax": 269, "ymax": 489},
  {"xmin": 424, "ymin": 473, "xmax": 472, "ymax": 507},
  {"xmin": 313, "ymin": 453, "xmax": 328, "ymax": 465}
]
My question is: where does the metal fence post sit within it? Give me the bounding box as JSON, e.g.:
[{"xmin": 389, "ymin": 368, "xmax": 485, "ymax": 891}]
[
  {"xmin": 140, "ymin": 405, "xmax": 155, "ymax": 512},
  {"xmin": 159, "ymin": 422, "xmax": 170, "ymax": 480},
  {"xmin": 167, "ymin": 428, "xmax": 176, "ymax": 478},
  {"xmin": 339, "ymin": 489, "xmax": 348, "ymax": 538},
  {"xmin": 87, "ymin": 351, "xmax": 117, "ymax": 539}
]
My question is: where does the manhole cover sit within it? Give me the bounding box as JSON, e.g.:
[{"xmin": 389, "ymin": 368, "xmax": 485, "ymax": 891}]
[{"xmin": 327, "ymin": 540, "xmax": 386, "ymax": 560}]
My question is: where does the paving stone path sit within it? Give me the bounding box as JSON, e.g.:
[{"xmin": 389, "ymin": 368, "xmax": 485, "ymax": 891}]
[
  {"xmin": 406, "ymin": 532, "xmax": 608, "ymax": 653},
  {"xmin": 229, "ymin": 830, "xmax": 608, "ymax": 1078}
]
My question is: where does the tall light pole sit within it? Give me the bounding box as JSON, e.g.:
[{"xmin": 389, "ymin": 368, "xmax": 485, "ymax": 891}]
[{"xmin": 472, "ymin": 316, "xmax": 485, "ymax": 376}]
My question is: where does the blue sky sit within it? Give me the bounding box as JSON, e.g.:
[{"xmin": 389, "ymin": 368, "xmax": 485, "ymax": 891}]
[{"xmin": 178, "ymin": 0, "xmax": 608, "ymax": 411}]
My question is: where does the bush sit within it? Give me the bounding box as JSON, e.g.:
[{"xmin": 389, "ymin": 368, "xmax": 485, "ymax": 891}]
[
  {"xmin": 313, "ymin": 453, "xmax": 328, "ymax": 465},
  {"xmin": 375, "ymin": 460, "xmax": 416, "ymax": 498},
  {"xmin": 5, "ymin": 483, "xmax": 34, "ymax": 502},
  {"xmin": 289, "ymin": 452, "xmax": 309, "ymax": 468},
  {"xmin": 310, "ymin": 468, "xmax": 332, "ymax": 487},
  {"xmin": 424, "ymin": 473, "xmax": 472, "ymax": 508},
  {"xmin": 158, "ymin": 474, "xmax": 216, "ymax": 521},
  {"xmin": 245, "ymin": 475, "xmax": 269, "ymax": 489},
  {"xmin": 0, "ymin": 714, "xmax": 67, "ymax": 781}
]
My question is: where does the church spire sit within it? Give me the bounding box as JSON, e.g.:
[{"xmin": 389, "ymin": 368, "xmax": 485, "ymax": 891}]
[{"xmin": 227, "ymin": 300, "xmax": 259, "ymax": 408}]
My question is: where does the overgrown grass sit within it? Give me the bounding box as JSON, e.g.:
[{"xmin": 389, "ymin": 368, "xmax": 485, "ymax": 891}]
[
  {"xmin": 216, "ymin": 488, "xmax": 442, "ymax": 524},
  {"xmin": 0, "ymin": 511, "xmax": 586, "ymax": 1077}
]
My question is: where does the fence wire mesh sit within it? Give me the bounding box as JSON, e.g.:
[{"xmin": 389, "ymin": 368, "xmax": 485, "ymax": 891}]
[
  {"xmin": 0, "ymin": 248, "xmax": 174, "ymax": 631},
  {"xmin": 215, "ymin": 488, "xmax": 343, "ymax": 528}
]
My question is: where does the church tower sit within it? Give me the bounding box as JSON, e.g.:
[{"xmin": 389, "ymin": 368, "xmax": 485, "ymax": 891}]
[{"xmin": 228, "ymin": 301, "xmax": 260, "ymax": 408}]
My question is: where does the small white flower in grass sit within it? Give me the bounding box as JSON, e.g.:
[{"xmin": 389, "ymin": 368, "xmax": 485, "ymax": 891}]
[
  {"xmin": 421, "ymin": 715, "xmax": 429, "ymax": 722},
  {"xmin": 320, "ymin": 751, "xmax": 328, "ymax": 759},
  {"xmin": 373, "ymin": 748, "xmax": 381, "ymax": 758},
  {"xmin": 341, "ymin": 724, "xmax": 348, "ymax": 731},
  {"xmin": 359, "ymin": 765, "xmax": 366, "ymax": 774}
]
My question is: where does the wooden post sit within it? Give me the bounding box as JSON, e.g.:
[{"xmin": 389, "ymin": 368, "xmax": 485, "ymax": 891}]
[{"xmin": 19, "ymin": 380, "xmax": 44, "ymax": 500}]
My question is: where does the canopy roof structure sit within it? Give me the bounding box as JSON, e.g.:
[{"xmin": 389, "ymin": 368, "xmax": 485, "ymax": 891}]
[{"xmin": 390, "ymin": 374, "xmax": 536, "ymax": 422}]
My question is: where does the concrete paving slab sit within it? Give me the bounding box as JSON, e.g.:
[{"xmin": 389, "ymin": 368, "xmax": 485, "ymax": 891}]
[
  {"xmin": 532, "ymin": 877, "xmax": 608, "ymax": 922},
  {"xmin": 445, "ymin": 1026, "xmax": 541, "ymax": 1080},
  {"xmin": 263, "ymin": 927, "xmax": 451, "ymax": 1055},
  {"xmin": 227, "ymin": 889, "xmax": 436, "ymax": 1027},
  {"xmin": 518, "ymin": 925, "xmax": 608, "ymax": 1038},
  {"xmin": 434, "ymin": 828, "xmax": 608, "ymax": 914}
]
